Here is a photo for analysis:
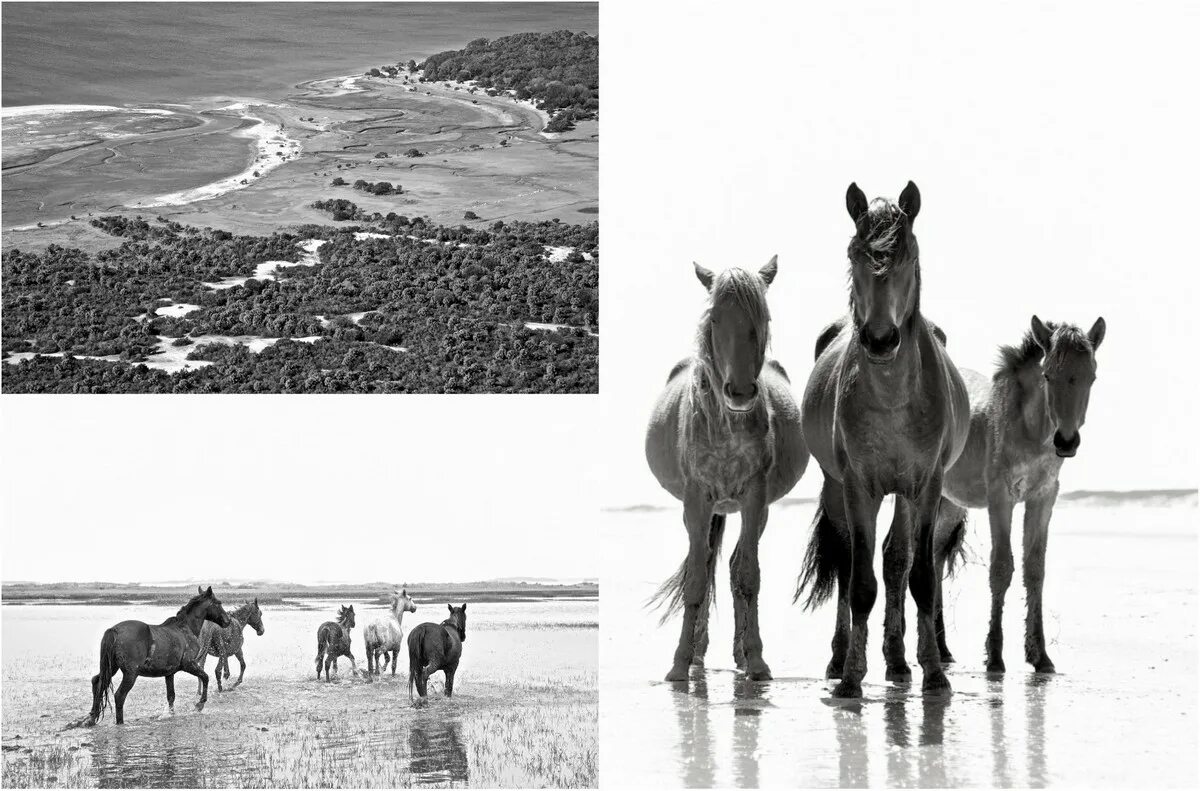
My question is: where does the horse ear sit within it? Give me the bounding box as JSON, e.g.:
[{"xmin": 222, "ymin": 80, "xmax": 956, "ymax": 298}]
[
  {"xmin": 448, "ymin": 604, "xmax": 454, "ymax": 613},
  {"xmin": 846, "ymin": 182, "xmax": 868, "ymax": 223},
  {"xmin": 461, "ymin": 603, "xmax": 467, "ymax": 611},
  {"xmin": 401, "ymin": 588, "xmax": 407, "ymax": 596},
  {"xmin": 1030, "ymin": 315, "xmax": 1053, "ymax": 351},
  {"xmin": 254, "ymin": 597, "xmax": 259, "ymax": 606},
  {"xmin": 693, "ymin": 262, "xmax": 714, "ymax": 291},
  {"xmin": 205, "ymin": 586, "xmax": 213, "ymax": 597},
  {"xmin": 198, "ymin": 586, "xmax": 205, "ymax": 595},
  {"xmin": 1087, "ymin": 317, "xmax": 1106, "ymax": 350},
  {"xmin": 899, "ymin": 181, "xmax": 921, "ymax": 221},
  {"xmin": 759, "ymin": 255, "xmax": 778, "ymax": 287}
]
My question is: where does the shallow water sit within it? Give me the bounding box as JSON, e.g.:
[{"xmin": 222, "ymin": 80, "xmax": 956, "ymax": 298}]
[
  {"xmin": 601, "ymin": 501, "xmax": 1198, "ymax": 787},
  {"xmin": 1, "ymin": 598, "xmax": 597, "ymax": 787}
]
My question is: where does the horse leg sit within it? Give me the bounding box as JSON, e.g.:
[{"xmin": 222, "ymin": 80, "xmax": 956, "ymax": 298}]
[
  {"xmin": 234, "ymin": 649, "xmax": 247, "ymax": 687},
  {"xmin": 818, "ymin": 475, "xmax": 852, "ymax": 679},
  {"xmin": 933, "ymin": 500, "xmax": 967, "ymax": 664},
  {"xmin": 179, "ymin": 659, "xmax": 209, "ymax": 711},
  {"xmin": 694, "ymin": 514, "xmax": 725, "ymax": 668},
  {"xmin": 113, "ymin": 671, "xmax": 137, "ymax": 725},
  {"xmin": 391, "ymin": 650, "xmax": 399, "ymax": 676},
  {"xmin": 366, "ymin": 646, "xmax": 374, "ymax": 676},
  {"xmin": 444, "ymin": 663, "xmax": 458, "ymax": 697},
  {"xmin": 165, "ymin": 674, "xmax": 176, "ymax": 713},
  {"xmin": 882, "ymin": 497, "xmax": 914, "ymax": 682},
  {"xmin": 417, "ymin": 664, "xmax": 430, "ymax": 698},
  {"xmin": 910, "ymin": 478, "xmax": 951, "ymax": 694},
  {"xmin": 214, "ymin": 657, "xmax": 224, "ymax": 693},
  {"xmin": 665, "ymin": 493, "xmax": 715, "ymax": 682},
  {"xmin": 731, "ymin": 483, "xmax": 771, "ymax": 680},
  {"xmin": 985, "ymin": 493, "xmax": 1016, "ymax": 672},
  {"xmin": 1023, "ymin": 489, "xmax": 1057, "ymax": 673},
  {"xmin": 833, "ymin": 477, "xmax": 881, "ymax": 699},
  {"xmin": 315, "ymin": 646, "xmax": 325, "ymax": 680}
]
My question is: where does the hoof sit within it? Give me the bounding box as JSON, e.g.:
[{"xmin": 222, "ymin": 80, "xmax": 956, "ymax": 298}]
[
  {"xmin": 1032, "ymin": 660, "xmax": 1056, "ymax": 674},
  {"xmin": 194, "ymin": 702, "xmax": 205, "ymax": 712},
  {"xmin": 832, "ymin": 678, "xmax": 863, "ymax": 699},
  {"xmin": 664, "ymin": 662, "xmax": 690, "ymax": 682},
  {"xmin": 922, "ymin": 669, "xmax": 952, "ymax": 695},
  {"xmin": 940, "ymin": 651, "xmax": 955, "ymax": 664},
  {"xmin": 825, "ymin": 658, "xmax": 845, "ymax": 680},
  {"xmin": 986, "ymin": 659, "xmax": 1006, "ymax": 674},
  {"xmin": 745, "ymin": 658, "xmax": 772, "ymax": 681},
  {"xmin": 690, "ymin": 657, "xmax": 705, "ymax": 668},
  {"xmin": 885, "ymin": 665, "xmax": 912, "ymax": 683}
]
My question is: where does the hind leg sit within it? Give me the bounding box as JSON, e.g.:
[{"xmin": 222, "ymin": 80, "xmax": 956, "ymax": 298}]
[
  {"xmin": 113, "ymin": 671, "xmax": 137, "ymax": 725},
  {"xmin": 390, "ymin": 650, "xmax": 399, "ymax": 675},
  {"xmin": 366, "ymin": 647, "xmax": 374, "ymax": 676},
  {"xmin": 444, "ymin": 663, "xmax": 458, "ymax": 697},
  {"xmin": 165, "ymin": 674, "xmax": 176, "ymax": 712},
  {"xmin": 985, "ymin": 494, "xmax": 1016, "ymax": 673},
  {"xmin": 315, "ymin": 648, "xmax": 325, "ymax": 680},
  {"xmin": 933, "ymin": 500, "xmax": 966, "ymax": 664},
  {"xmin": 1023, "ymin": 490, "xmax": 1057, "ymax": 673},
  {"xmin": 233, "ymin": 650, "xmax": 247, "ymax": 687},
  {"xmin": 666, "ymin": 492, "xmax": 716, "ymax": 682},
  {"xmin": 87, "ymin": 673, "xmax": 105, "ymax": 726},
  {"xmin": 882, "ymin": 498, "xmax": 914, "ymax": 682},
  {"xmin": 818, "ymin": 475, "xmax": 852, "ymax": 680},
  {"xmin": 911, "ymin": 478, "xmax": 951, "ymax": 695},
  {"xmin": 731, "ymin": 482, "xmax": 771, "ymax": 680}
]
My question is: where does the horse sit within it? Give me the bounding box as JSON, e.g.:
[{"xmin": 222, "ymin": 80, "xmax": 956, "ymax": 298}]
[
  {"xmin": 78, "ymin": 586, "xmax": 230, "ymax": 726},
  {"xmin": 196, "ymin": 598, "xmax": 265, "ymax": 692},
  {"xmin": 408, "ymin": 604, "xmax": 466, "ymax": 705},
  {"xmin": 315, "ymin": 605, "xmax": 358, "ymax": 681},
  {"xmin": 645, "ymin": 257, "xmax": 810, "ymax": 682},
  {"xmin": 796, "ymin": 181, "xmax": 970, "ymax": 698},
  {"xmin": 364, "ymin": 588, "xmax": 417, "ymax": 676},
  {"xmin": 927, "ymin": 316, "xmax": 1106, "ymax": 673}
]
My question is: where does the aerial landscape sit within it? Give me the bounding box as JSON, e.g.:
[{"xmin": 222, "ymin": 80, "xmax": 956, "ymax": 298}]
[
  {"xmin": 1, "ymin": 3, "xmax": 598, "ymax": 393},
  {"xmin": 1, "ymin": 579, "xmax": 598, "ymax": 788}
]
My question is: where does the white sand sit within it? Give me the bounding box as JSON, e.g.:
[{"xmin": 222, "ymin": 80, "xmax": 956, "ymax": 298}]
[
  {"xmin": 353, "ymin": 232, "xmax": 391, "ymax": 240},
  {"xmin": 525, "ymin": 321, "xmax": 599, "ymax": 337},
  {"xmin": 154, "ymin": 302, "xmax": 201, "ymax": 318},
  {"xmin": 0, "ymin": 104, "xmax": 174, "ymax": 119},
  {"xmin": 204, "ymin": 239, "xmax": 325, "ymax": 290}
]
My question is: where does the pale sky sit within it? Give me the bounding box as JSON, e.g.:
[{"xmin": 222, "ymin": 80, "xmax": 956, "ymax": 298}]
[{"xmin": 2, "ymin": 0, "xmax": 1197, "ymax": 583}]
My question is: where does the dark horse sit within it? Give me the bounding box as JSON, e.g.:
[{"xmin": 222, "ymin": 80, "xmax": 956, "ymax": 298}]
[
  {"xmin": 646, "ymin": 259, "xmax": 809, "ymax": 682},
  {"xmin": 197, "ymin": 598, "xmax": 265, "ymax": 692},
  {"xmin": 79, "ymin": 586, "xmax": 230, "ymax": 726},
  {"xmin": 315, "ymin": 605, "xmax": 358, "ymax": 681},
  {"xmin": 797, "ymin": 182, "xmax": 969, "ymax": 698},
  {"xmin": 929, "ymin": 316, "xmax": 1106, "ymax": 673},
  {"xmin": 408, "ymin": 604, "xmax": 466, "ymax": 705}
]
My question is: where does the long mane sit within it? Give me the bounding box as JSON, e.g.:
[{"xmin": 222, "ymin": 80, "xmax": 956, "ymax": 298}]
[{"xmin": 995, "ymin": 329, "xmax": 1047, "ymax": 380}]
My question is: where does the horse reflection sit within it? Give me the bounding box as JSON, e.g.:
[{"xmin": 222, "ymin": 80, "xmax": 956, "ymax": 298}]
[
  {"xmin": 832, "ymin": 701, "xmax": 869, "ymax": 787},
  {"xmin": 670, "ymin": 675, "xmax": 715, "ymax": 787},
  {"xmin": 731, "ymin": 677, "xmax": 765, "ymax": 787},
  {"xmin": 91, "ymin": 724, "xmax": 206, "ymax": 788},
  {"xmin": 407, "ymin": 717, "xmax": 469, "ymax": 785}
]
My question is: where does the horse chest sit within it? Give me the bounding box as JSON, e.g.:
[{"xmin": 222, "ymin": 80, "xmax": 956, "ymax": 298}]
[
  {"xmin": 998, "ymin": 453, "xmax": 1062, "ymax": 501},
  {"xmin": 839, "ymin": 404, "xmax": 944, "ymax": 493},
  {"xmin": 685, "ymin": 428, "xmax": 770, "ymax": 508}
]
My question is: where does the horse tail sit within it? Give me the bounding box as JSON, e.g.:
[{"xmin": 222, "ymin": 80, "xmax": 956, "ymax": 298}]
[
  {"xmin": 95, "ymin": 628, "xmax": 117, "ymax": 721},
  {"xmin": 936, "ymin": 501, "xmax": 969, "ymax": 578},
  {"xmin": 794, "ymin": 496, "xmax": 849, "ymax": 610},
  {"xmin": 647, "ymin": 514, "xmax": 726, "ymax": 625},
  {"xmin": 407, "ymin": 631, "xmax": 424, "ymax": 703}
]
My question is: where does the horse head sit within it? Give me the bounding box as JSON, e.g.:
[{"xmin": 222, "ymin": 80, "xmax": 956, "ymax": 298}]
[
  {"xmin": 1030, "ymin": 315, "xmax": 1105, "ymax": 457},
  {"xmin": 397, "ymin": 588, "xmax": 417, "ymax": 614},
  {"xmin": 194, "ymin": 585, "xmax": 231, "ymax": 628},
  {"xmin": 338, "ymin": 604, "xmax": 356, "ymax": 629},
  {"xmin": 693, "ymin": 257, "xmax": 776, "ymax": 412},
  {"xmin": 246, "ymin": 597, "xmax": 266, "ymax": 636},
  {"xmin": 845, "ymin": 181, "xmax": 921, "ymax": 363},
  {"xmin": 446, "ymin": 603, "xmax": 467, "ymax": 642}
]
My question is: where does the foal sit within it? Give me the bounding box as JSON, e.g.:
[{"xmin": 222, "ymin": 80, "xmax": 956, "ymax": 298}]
[
  {"xmin": 197, "ymin": 598, "xmax": 265, "ymax": 692},
  {"xmin": 932, "ymin": 316, "xmax": 1106, "ymax": 673},
  {"xmin": 797, "ymin": 182, "xmax": 970, "ymax": 698},
  {"xmin": 646, "ymin": 258, "xmax": 809, "ymax": 681},
  {"xmin": 315, "ymin": 605, "xmax": 358, "ymax": 681},
  {"xmin": 364, "ymin": 589, "xmax": 417, "ymax": 676}
]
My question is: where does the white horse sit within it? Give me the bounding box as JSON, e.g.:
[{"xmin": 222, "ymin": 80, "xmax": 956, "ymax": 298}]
[{"xmin": 364, "ymin": 589, "xmax": 417, "ymax": 676}]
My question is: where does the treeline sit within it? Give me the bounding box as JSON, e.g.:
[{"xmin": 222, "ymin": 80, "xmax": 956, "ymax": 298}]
[
  {"xmin": 2, "ymin": 213, "xmax": 598, "ymax": 393},
  {"xmin": 420, "ymin": 31, "xmax": 598, "ymax": 118}
]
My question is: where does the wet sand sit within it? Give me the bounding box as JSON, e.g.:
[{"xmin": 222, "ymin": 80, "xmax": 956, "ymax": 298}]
[{"xmin": 601, "ymin": 500, "xmax": 1197, "ymax": 787}]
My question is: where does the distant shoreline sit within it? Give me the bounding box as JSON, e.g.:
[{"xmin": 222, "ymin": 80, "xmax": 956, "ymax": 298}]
[{"xmin": 0, "ymin": 580, "xmax": 598, "ymax": 606}]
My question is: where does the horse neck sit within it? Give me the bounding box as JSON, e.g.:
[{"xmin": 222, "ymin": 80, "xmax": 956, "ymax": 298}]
[
  {"xmin": 391, "ymin": 603, "xmax": 406, "ymax": 628},
  {"xmin": 851, "ymin": 310, "xmax": 926, "ymax": 400},
  {"xmin": 231, "ymin": 604, "xmax": 254, "ymax": 630},
  {"xmin": 1002, "ymin": 368, "xmax": 1053, "ymax": 446},
  {"xmin": 178, "ymin": 606, "xmax": 208, "ymax": 636}
]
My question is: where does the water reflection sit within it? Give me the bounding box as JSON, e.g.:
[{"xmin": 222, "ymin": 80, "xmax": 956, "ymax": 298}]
[
  {"xmin": 408, "ymin": 717, "xmax": 469, "ymax": 786},
  {"xmin": 731, "ymin": 677, "xmax": 764, "ymax": 787},
  {"xmin": 832, "ymin": 701, "xmax": 868, "ymax": 787},
  {"xmin": 671, "ymin": 676, "xmax": 714, "ymax": 787},
  {"xmin": 91, "ymin": 723, "xmax": 206, "ymax": 788},
  {"xmin": 1026, "ymin": 674, "xmax": 1050, "ymax": 787}
]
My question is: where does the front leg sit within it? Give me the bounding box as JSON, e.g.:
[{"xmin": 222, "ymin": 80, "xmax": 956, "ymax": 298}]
[
  {"xmin": 180, "ymin": 660, "xmax": 209, "ymax": 712},
  {"xmin": 985, "ymin": 492, "xmax": 1016, "ymax": 672},
  {"xmin": 910, "ymin": 475, "xmax": 951, "ymax": 695},
  {"xmin": 1023, "ymin": 488, "xmax": 1057, "ymax": 672},
  {"xmin": 165, "ymin": 674, "xmax": 176, "ymax": 712},
  {"xmin": 882, "ymin": 497, "xmax": 914, "ymax": 682},
  {"xmin": 665, "ymin": 490, "xmax": 716, "ymax": 681},
  {"xmin": 833, "ymin": 475, "xmax": 882, "ymax": 699},
  {"xmin": 234, "ymin": 650, "xmax": 247, "ymax": 687},
  {"xmin": 444, "ymin": 663, "xmax": 458, "ymax": 697},
  {"xmin": 730, "ymin": 480, "xmax": 771, "ymax": 680}
]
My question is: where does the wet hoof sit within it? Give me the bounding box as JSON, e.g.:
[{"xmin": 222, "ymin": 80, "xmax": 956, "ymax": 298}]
[
  {"xmin": 745, "ymin": 658, "xmax": 772, "ymax": 681},
  {"xmin": 1032, "ymin": 659, "xmax": 1056, "ymax": 674},
  {"xmin": 986, "ymin": 659, "xmax": 1006, "ymax": 674},
  {"xmin": 940, "ymin": 651, "xmax": 955, "ymax": 664},
  {"xmin": 885, "ymin": 664, "xmax": 912, "ymax": 683},
  {"xmin": 825, "ymin": 658, "xmax": 845, "ymax": 680},
  {"xmin": 690, "ymin": 657, "xmax": 705, "ymax": 668},
  {"xmin": 832, "ymin": 678, "xmax": 862, "ymax": 699},
  {"xmin": 922, "ymin": 669, "xmax": 952, "ymax": 695},
  {"xmin": 664, "ymin": 662, "xmax": 691, "ymax": 682}
]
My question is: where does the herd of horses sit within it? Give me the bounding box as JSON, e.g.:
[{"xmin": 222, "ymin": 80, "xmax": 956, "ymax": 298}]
[
  {"xmin": 73, "ymin": 587, "xmax": 468, "ymax": 726},
  {"xmin": 647, "ymin": 181, "xmax": 1105, "ymax": 698}
]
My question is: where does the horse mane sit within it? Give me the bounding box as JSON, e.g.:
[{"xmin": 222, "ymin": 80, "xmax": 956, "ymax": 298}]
[
  {"xmin": 688, "ymin": 267, "xmax": 771, "ymax": 429},
  {"xmin": 171, "ymin": 590, "xmax": 210, "ymax": 621},
  {"xmin": 230, "ymin": 600, "xmax": 257, "ymax": 624},
  {"xmin": 995, "ymin": 329, "xmax": 1047, "ymax": 380},
  {"xmin": 847, "ymin": 198, "xmax": 917, "ymax": 275},
  {"xmin": 1044, "ymin": 323, "xmax": 1094, "ymax": 368}
]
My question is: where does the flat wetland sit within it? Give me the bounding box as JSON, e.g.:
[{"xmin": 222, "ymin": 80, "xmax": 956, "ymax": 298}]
[
  {"xmin": 602, "ymin": 496, "xmax": 1197, "ymax": 787},
  {"xmin": 1, "ymin": 592, "xmax": 597, "ymax": 788}
]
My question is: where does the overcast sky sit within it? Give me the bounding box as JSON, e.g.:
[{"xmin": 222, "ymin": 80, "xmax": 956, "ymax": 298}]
[{"xmin": 2, "ymin": 0, "xmax": 1196, "ymax": 584}]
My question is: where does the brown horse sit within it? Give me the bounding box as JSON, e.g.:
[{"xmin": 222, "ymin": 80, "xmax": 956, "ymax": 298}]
[
  {"xmin": 797, "ymin": 182, "xmax": 970, "ymax": 698},
  {"xmin": 646, "ymin": 258, "xmax": 809, "ymax": 681},
  {"xmin": 408, "ymin": 604, "xmax": 466, "ymax": 706},
  {"xmin": 78, "ymin": 586, "xmax": 230, "ymax": 726},
  {"xmin": 929, "ymin": 316, "xmax": 1106, "ymax": 673},
  {"xmin": 315, "ymin": 605, "xmax": 358, "ymax": 681}
]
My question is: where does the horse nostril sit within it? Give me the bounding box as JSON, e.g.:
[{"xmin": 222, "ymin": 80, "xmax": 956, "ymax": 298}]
[
  {"xmin": 723, "ymin": 382, "xmax": 757, "ymax": 402},
  {"xmin": 1053, "ymin": 431, "xmax": 1081, "ymax": 456},
  {"xmin": 860, "ymin": 324, "xmax": 901, "ymax": 355}
]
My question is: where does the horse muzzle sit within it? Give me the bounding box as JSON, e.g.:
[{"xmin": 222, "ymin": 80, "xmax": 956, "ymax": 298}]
[
  {"xmin": 255, "ymin": 626, "xmax": 266, "ymax": 636},
  {"xmin": 722, "ymin": 382, "xmax": 758, "ymax": 412},
  {"xmin": 1053, "ymin": 430, "xmax": 1081, "ymax": 458},
  {"xmin": 859, "ymin": 324, "xmax": 901, "ymax": 363}
]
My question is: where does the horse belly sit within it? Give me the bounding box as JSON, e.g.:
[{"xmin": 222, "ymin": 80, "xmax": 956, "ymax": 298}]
[{"xmin": 686, "ymin": 431, "xmax": 770, "ymax": 507}]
